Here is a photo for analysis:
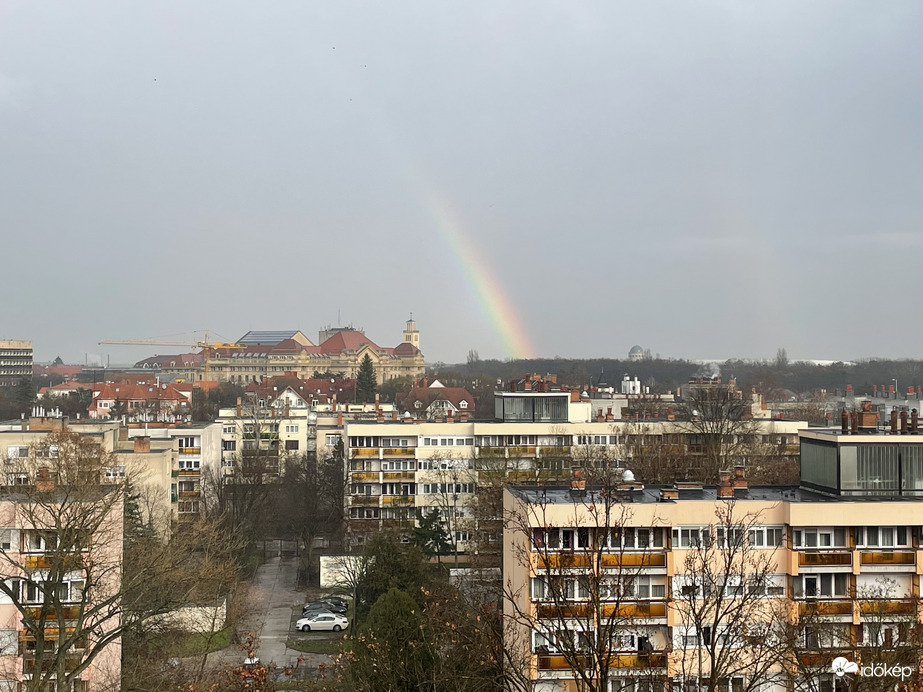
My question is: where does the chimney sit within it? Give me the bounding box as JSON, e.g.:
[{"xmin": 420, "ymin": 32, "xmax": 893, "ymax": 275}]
[
  {"xmin": 118, "ymin": 426, "xmax": 128, "ymax": 441},
  {"xmin": 391, "ymin": 410, "xmax": 397, "ymax": 420},
  {"xmin": 236, "ymin": 397, "xmax": 242, "ymax": 417},
  {"xmin": 718, "ymin": 473, "xmax": 734, "ymax": 499},
  {"xmin": 523, "ymin": 380, "xmax": 532, "ymax": 391},
  {"xmin": 332, "ymin": 393, "xmax": 338, "ymax": 412},
  {"xmin": 570, "ymin": 467, "xmax": 586, "ymax": 494},
  {"xmin": 660, "ymin": 487, "xmax": 679, "ymax": 501},
  {"xmin": 667, "ymin": 407, "xmax": 675, "ymax": 421},
  {"xmin": 842, "ymin": 410, "xmax": 850, "ymax": 434},
  {"xmin": 447, "ymin": 409, "xmax": 454, "ymax": 423},
  {"xmin": 134, "ymin": 436, "xmax": 151, "ymax": 453},
  {"xmin": 36, "ymin": 467, "xmax": 55, "ymax": 492},
  {"xmin": 375, "ymin": 392, "xmax": 380, "ymax": 409},
  {"xmin": 337, "ymin": 411, "xmax": 343, "ymax": 427},
  {"xmin": 376, "ymin": 409, "xmax": 384, "ymax": 423},
  {"xmin": 891, "ymin": 409, "xmax": 898, "ymax": 434},
  {"xmin": 459, "ymin": 411, "xmax": 469, "ymax": 422},
  {"xmin": 509, "ymin": 380, "xmax": 517, "ymax": 392},
  {"xmin": 570, "ymin": 389, "xmax": 580, "ymax": 403},
  {"xmin": 596, "ymin": 408, "xmax": 604, "ymax": 423},
  {"xmin": 733, "ymin": 465, "xmax": 749, "ymax": 490},
  {"xmin": 912, "ymin": 409, "xmax": 919, "ymax": 434},
  {"xmin": 901, "ymin": 410, "xmax": 908, "ymax": 434},
  {"xmin": 606, "ymin": 407, "xmax": 614, "ymax": 422},
  {"xmin": 285, "ymin": 401, "xmax": 290, "ymax": 417},
  {"xmin": 851, "ymin": 411, "xmax": 858, "ymax": 434}
]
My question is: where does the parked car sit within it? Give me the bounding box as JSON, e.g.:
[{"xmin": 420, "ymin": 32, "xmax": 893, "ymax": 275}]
[
  {"xmin": 295, "ymin": 612, "xmax": 348, "ymax": 632},
  {"xmin": 303, "ymin": 601, "xmax": 346, "ymax": 615},
  {"xmin": 320, "ymin": 595, "xmax": 349, "ymax": 609}
]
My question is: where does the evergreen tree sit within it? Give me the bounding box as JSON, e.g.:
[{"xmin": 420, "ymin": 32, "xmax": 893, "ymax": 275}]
[
  {"xmin": 413, "ymin": 509, "xmax": 451, "ymax": 562},
  {"xmin": 356, "ymin": 354, "xmax": 378, "ymax": 403},
  {"xmin": 14, "ymin": 377, "xmax": 35, "ymax": 405}
]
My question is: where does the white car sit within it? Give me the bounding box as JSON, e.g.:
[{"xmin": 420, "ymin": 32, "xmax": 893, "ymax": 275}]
[{"xmin": 295, "ymin": 612, "xmax": 348, "ymax": 632}]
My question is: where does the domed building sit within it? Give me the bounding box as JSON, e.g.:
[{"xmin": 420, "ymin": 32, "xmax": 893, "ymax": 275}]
[{"xmin": 628, "ymin": 345, "xmax": 645, "ymax": 362}]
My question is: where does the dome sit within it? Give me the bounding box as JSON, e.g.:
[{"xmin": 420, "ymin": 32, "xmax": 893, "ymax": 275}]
[{"xmin": 628, "ymin": 345, "xmax": 645, "ymax": 361}]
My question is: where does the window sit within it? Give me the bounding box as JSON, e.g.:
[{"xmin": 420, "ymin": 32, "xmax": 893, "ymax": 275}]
[
  {"xmin": 748, "ymin": 526, "xmax": 784, "ymax": 548},
  {"xmin": 672, "ymin": 527, "xmax": 710, "ymax": 548},
  {"xmin": 178, "ymin": 481, "xmax": 196, "ymax": 493},
  {"xmin": 177, "ymin": 436, "xmax": 197, "ymax": 449},
  {"xmin": 104, "ymin": 465, "xmax": 126, "ymax": 480},
  {"xmin": 325, "ymin": 434, "xmax": 341, "ymax": 446},
  {"xmin": 746, "ymin": 574, "xmax": 785, "ymax": 597},
  {"xmin": 793, "ymin": 527, "xmax": 847, "ymax": 548},
  {"xmin": 381, "ymin": 438, "xmax": 410, "ymax": 448},
  {"xmin": 793, "ymin": 573, "xmax": 848, "ymax": 598},
  {"xmin": 0, "ymin": 630, "xmax": 15, "ymax": 655},
  {"xmin": 285, "ymin": 440, "xmax": 299, "ymax": 451},
  {"xmin": 5, "ymin": 446, "xmax": 29, "ymax": 459},
  {"xmin": 178, "ymin": 501, "xmax": 200, "ymax": 514},
  {"xmin": 23, "ymin": 531, "xmax": 56, "ymax": 552},
  {"xmin": 634, "ymin": 575, "xmax": 666, "ymax": 599},
  {"xmin": 178, "ymin": 459, "xmax": 200, "ymax": 470},
  {"xmin": 222, "ymin": 440, "xmax": 236, "ymax": 451},
  {"xmin": 285, "ymin": 424, "xmax": 299, "ymax": 434},
  {"xmin": 857, "ymin": 526, "xmax": 909, "ymax": 547},
  {"xmin": 223, "ymin": 425, "xmax": 235, "ymax": 435},
  {"xmin": 715, "ymin": 527, "xmax": 745, "ymax": 549},
  {"xmin": 0, "ymin": 529, "xmax": 14, "ymax": 551},
  {"xmin": 604, "ymin": 527, "xmax": 664, "ymax": 550}
]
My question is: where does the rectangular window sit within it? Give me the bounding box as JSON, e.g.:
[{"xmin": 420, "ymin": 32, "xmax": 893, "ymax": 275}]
[
  {"xmin": 222, "ymin": 425, "xmax": 235, "ymax": 435},
  {"xmin": 285, "ymin": 440, "xmax": 299, "ymax": 451},
  {"xmin": 285, "ymin": 424, "xmax": 299, "ymax": 434}
]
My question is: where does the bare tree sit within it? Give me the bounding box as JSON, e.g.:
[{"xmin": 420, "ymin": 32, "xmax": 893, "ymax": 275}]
[
  {"xmin": 0, "ymin": 431, "xmax": 241, "ymax": 692},
  {"xmin": 671, "ymin": 501, "xmax": 790, "ymax": 692},
  {"xmin": 504, "ymin": 463, "xmax": 668, "ymax": 692}
]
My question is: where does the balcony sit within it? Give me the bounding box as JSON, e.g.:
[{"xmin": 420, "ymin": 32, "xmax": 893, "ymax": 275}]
[
  {"xmin": 23, "ymin": 654, "xmax": 81, "ymax": 674},
  {"xmin": 603, "ymin": 553, "xmax": 667, "ymax": 568},
  {"xmin": 351, "ymin": 496, "xmax": 380, "ymax": 507},
  {"xmin": 24, "ymin": 554, "xmax": 84, "ymax": 571},
  {"xmin": 351, "ymin": 448, "xmax": 378, "ymax": 458},
  {"xmin": 382, "ymin": 448, "xmax": 414, "ymax": 456},
  {"xmin": 382, "ymin": 495, "xmax": 414, "ymax": 506},
  {"xmin": 798, "ymin": 551, "xmax": 852, "ymax": 567},
  {"xmin": 537, "ymin": 601, "xmax": 667, "ymax": 620},
  {"xmin": 178, "ymin": 491, "xmax": 199, "ymax": 498},
  {"xmin": 799, "ymin": 600, "xmax": 852, "ymax": 616},
  {"xmin": 177, "ymin": 468, "xmax": 200, "ymax": 477},
  {"xmin": 382, "ymin": 471, "xmax": 414, "ymax": 482},
  {"xmin": 351, "ymin": 471, "xmax": 379, "ymax": 482},
  {"xmin": 507, "ymin": 446, "xmax": 537, "ymax": 456},
  {"xmin": 537, "ymin": 653, "xmax": 667, "ymax": 670},
  {"xmin": 178, "ymin": 447, "xmax": 201, "ymax": 455},
  {"xmin": 859, "ymin": 599, "xmax": 916, "ymax": 616},
  {"xmin": 859, "ymin": 551, "xmax": 915, "ymax": 567},
  {"xmin": 23, "ymin": 606, "xmax": 81, "ymax": 620}
]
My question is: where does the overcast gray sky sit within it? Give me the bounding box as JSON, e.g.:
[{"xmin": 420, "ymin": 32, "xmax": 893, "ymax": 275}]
[{"xmin": 2, "ymin": 1, "xmax": 922, "ymax": 365}]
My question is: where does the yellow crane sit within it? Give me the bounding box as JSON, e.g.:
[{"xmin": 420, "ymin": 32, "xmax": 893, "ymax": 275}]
[{"xmin": 99, "ymin": 330, "xmax": 245, "ymax": 381}]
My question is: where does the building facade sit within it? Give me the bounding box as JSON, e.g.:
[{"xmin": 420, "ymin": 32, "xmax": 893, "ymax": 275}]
[{"xmin": 0, "ymin": 341, "xmax": 32, "ymax": 388}]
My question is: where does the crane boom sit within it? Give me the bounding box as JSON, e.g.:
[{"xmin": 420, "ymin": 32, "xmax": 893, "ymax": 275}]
[{"xmin": 98, "ymin": 331, "xmax": 245, "ymax": 381}]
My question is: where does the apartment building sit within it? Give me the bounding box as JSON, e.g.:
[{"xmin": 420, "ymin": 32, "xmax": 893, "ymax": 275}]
[
  {"xmin": 502, "ymin": 424, "xmax": 923, "ymax": 692},
  {"xmin": 344, "ymin": 388, "xmax": 806, "ymax": 550},
  {"xmin": 0, "ymin": 341, "xmax": 32, "ymax": 388}
]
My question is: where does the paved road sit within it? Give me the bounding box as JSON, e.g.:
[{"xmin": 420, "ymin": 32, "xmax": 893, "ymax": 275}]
[{"xmin": 208, "ymin": 557, "xmax": 334, "ymax": 671}]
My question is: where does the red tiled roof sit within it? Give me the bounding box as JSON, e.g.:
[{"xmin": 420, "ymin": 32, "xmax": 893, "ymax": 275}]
[
  {"xmin": 318, "ymin": 330, "xmax": 379, "ymax": 353},
  {"xmin": 392, "ymin": 342, "xmax": 419, "ymax": 355}
]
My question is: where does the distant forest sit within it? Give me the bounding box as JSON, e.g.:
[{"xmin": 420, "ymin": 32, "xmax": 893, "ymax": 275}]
[{"xmin": 430, "ymin": 356, "xmax": 923, "ymax": 401}]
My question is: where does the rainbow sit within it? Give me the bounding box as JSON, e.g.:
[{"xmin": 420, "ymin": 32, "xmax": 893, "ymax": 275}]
[{"xmin": 426, "ymin": 189, "xmax": 535, "ymax": 360}]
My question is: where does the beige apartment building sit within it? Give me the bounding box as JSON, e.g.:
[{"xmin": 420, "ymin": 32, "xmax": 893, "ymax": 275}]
[
  {"xmin": 502, "ymin": 424, "xmax": 923, "ymax": 692},
  {"xmin": 344, "ymin": 388, "xmax": 806, "ymax": 551}
]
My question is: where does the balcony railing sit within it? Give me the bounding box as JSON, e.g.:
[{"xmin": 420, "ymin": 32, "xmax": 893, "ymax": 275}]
[
  {"xmin": 537, "ymin": 653, "xmax": 667, "ymax": 670},
  {"xmin": 799, "ymin": 600, "xmax": 852, "ymax": 616},
  {"xmin": 381, "ymin": 495, "xmax": 414, "ymax": 506},
  {"xmin": 178, "ymin": 447, "xmax": 201, "ymax": 455},
  {"xmin": 382, "ymin": 448, "xmax": 414, "ymax": 456},
  {"xmin": 536, "ymin": 551, "xmax": 666, "ymax": 569},
  {"xmin": 382, "ymin": 471, "xmax": 414, "ymax": 481},
  {"xmin": 351, "ymin": 496, "xmax": 380, "ymax": 507},
  {"xmin": 23, "ymin": 606, "xmax": 81, "ymax": 620},
  {"xmin": 859, "ymin": 551, "xmax": 915, "ymax": 566},
  {"xmin": 537, "ymin": 601, "xmax": 667, "ymax": 620},
  {"xmin": 351, "ymin": 448, "xmax": 378, "ymax": 458},
  {"xmin": 24, "ymin": 554, "xmax": 84, "ymax": 571},
  {"xmin": 859, "ymin": 599, "xmax": 916, "ymax": 615},
  {"xmin": 351, "ymin": 472, "xmax": 379, "ymax": 482},
  {"xmin": 799, "ymin": 551, "xmax": 852, "ymax": 567}
]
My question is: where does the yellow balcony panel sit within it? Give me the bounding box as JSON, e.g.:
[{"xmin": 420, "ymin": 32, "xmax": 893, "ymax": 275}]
[
  {"xmin": 178, "ymin": 447, "xmax": 201, "ymax": 455},
  {"xmin": 351, "ymin": 472, "xmax": 379, "ymax": 482},
  {"xmin": 351, "ymin": 496, "xmax": 380, "ymax": 507},
  {"xmin": 23, "ymin": 606, "xmax": 81, "ymax": 621},
  {"xmin": 537, "ymin": 654, "xmax": 586, "ymax": 670},
  {"xmin": 382, "ymin": 448, "xmax": 414, "ymax": 456},
  {"xmin": 860, "ymin": 599, "xmax": 915, "ymax": 615},
  {"xmin": 536, "ymin": 553, "xmax": 592, "ymax": 569},
  {"xmin": 602, "ymin": 553, "xmax": 667, "ymax": 568},
  {"xmin": 24, "ymin": 554, "xmax": 84, "ymax": 571},
  {"xmin": 536, "ymin": 601, "xmax": 667, "ymax": 620},
  {"xmin": 178, "ymin": 491, "xmax": 199, "ymax": 498},
  {"xmin": 351, "ymin": 448, "xmax": 378, "ymax": 457},
  {"xmin": 799, "ymin": 600, "xmax": 852, "ymax": 616},
  {"xmin": 799, "ymin": 551, "xmax": 852, "ymax": 567},
  {"xmin": 177, "ymin": 469, "xmax": 200, "ymax": 477},
  {"xmin": 382, "ymin": 472, "xmax": 415, "ymax": 481},
  {"xmin": 381, "ymin": 495, "xmax": 414, "ymax": 506},
  {"xmin": 611, "ymin": 653, "xmax": 668, "ymax": 669},
  {"xmin": 860, "ymin": 551, "xmax": 915, "ymax": 566},
  {"xmin": 508, "ymin": 446, "xmax": 537, "ymax": 456}
]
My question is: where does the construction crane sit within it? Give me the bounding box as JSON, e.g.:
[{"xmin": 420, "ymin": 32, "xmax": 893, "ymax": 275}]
[{"xmin": 99, "ymin": 330, "xmax": 245, "ymax": 382}]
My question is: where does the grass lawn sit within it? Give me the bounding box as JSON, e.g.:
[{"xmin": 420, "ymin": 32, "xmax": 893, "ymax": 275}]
[
  {"xmin": 153, "ymin": 625, "xmax": 234, "ymax": 657},
  {"xmin": 285, "ymin": 634, "xmax": 344, "ymax": 655}
]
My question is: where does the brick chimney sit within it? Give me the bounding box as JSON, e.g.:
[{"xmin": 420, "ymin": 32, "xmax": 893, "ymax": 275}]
[
  {"xmin": 337, "ymin": 411, "xmax": 343, "ymax": 427},
  {"xmin": 134, "ymin": 436, "xmax": 151, "ymax": 453},
  {"xmin": 118, "ymin": 426, "xmax": 129, "ymax": 441},
  {"xmin": 718, "ymin": 470, "xmax": 734, "ymax": 498},
  {"xmin": 660, "ymin": 487, "xmax": 679, "ymax": 501},
  {"xmin": 733, "ymin": 465, "xmax": 748, "ymax": 490}
]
